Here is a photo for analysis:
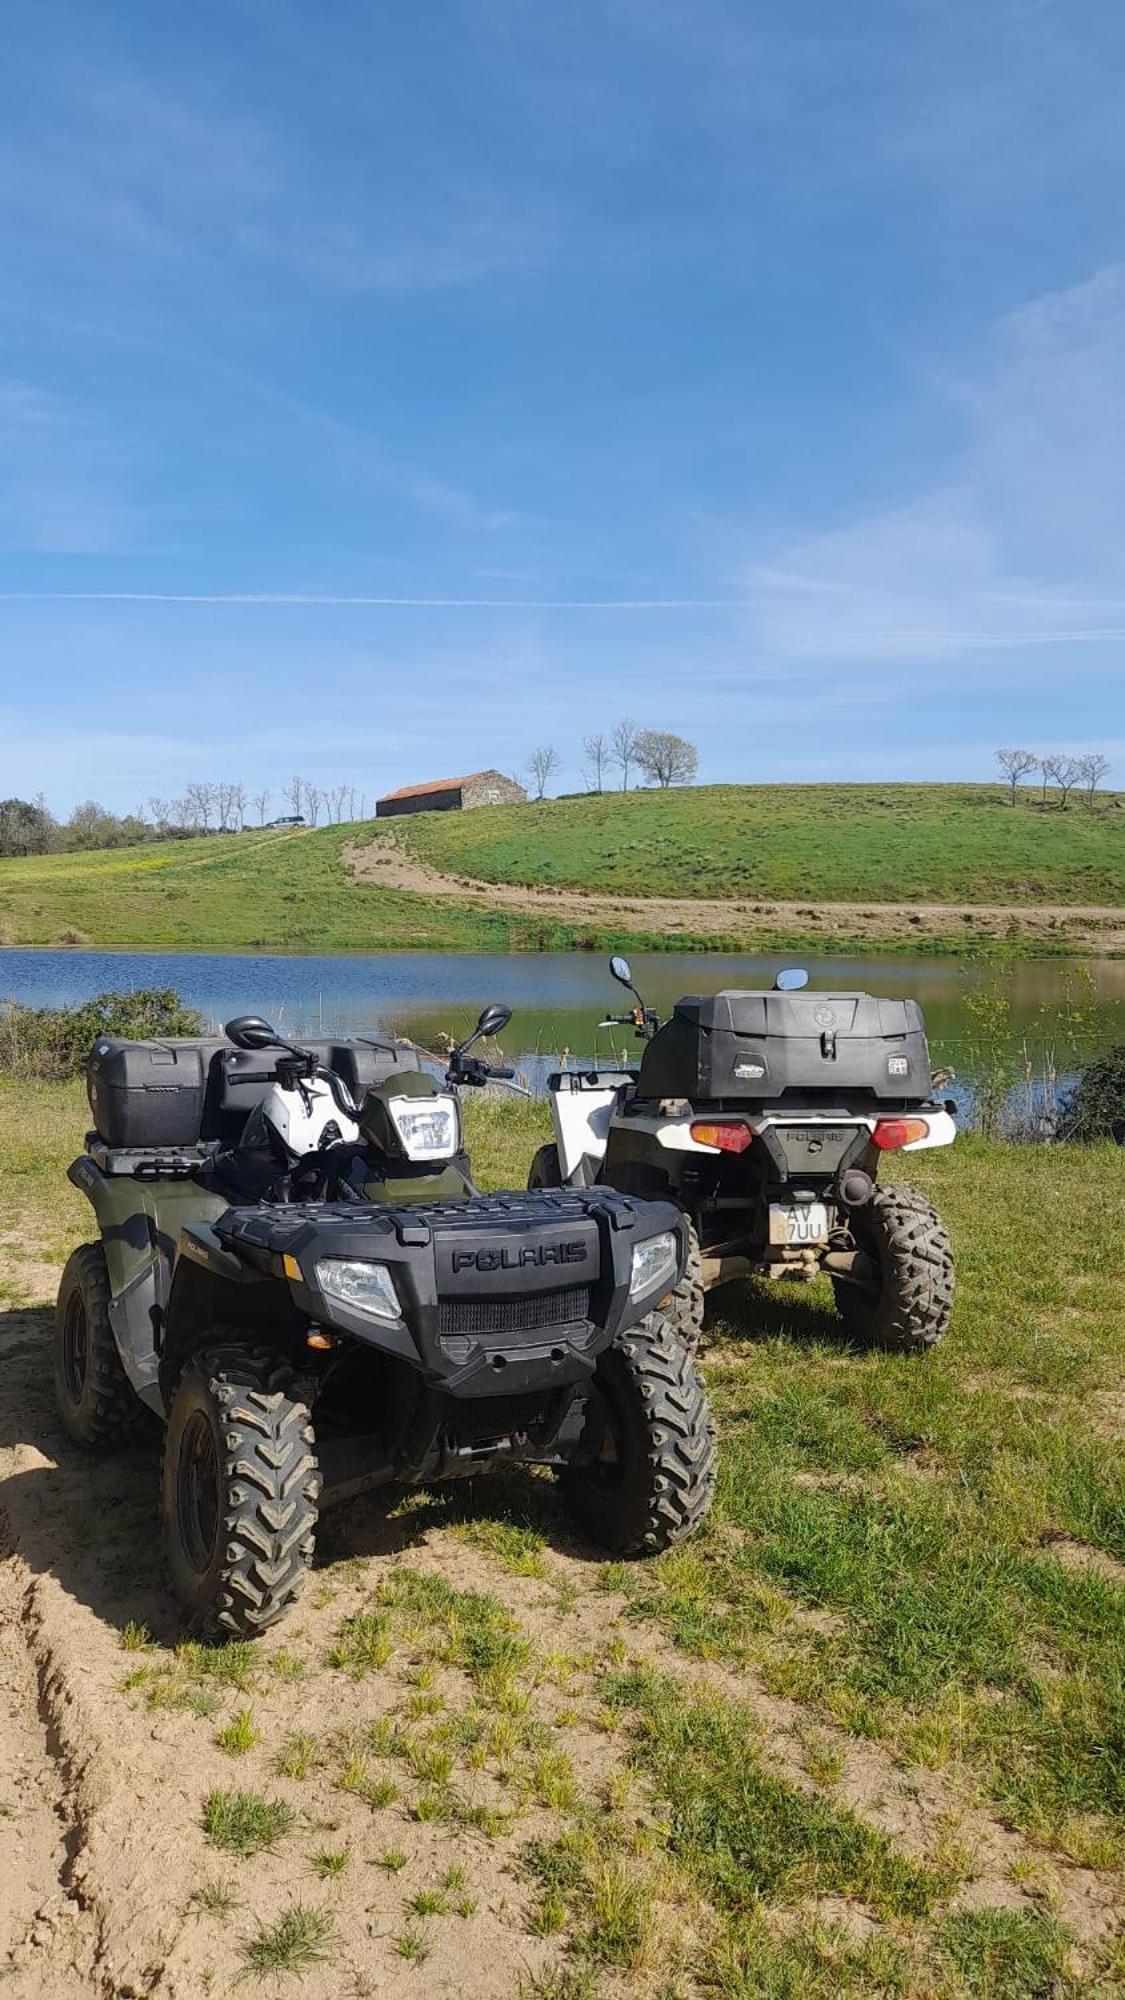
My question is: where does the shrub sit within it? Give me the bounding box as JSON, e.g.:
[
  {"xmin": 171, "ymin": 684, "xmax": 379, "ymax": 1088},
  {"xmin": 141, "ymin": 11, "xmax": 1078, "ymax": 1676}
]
[
  {"xmin": 1061, "ymin": 1044, "xmax": 1125, "ymax": 1144},
  {"xmin": 0, "ymin": 988, "xmax": 203, "ymax": 1080}
]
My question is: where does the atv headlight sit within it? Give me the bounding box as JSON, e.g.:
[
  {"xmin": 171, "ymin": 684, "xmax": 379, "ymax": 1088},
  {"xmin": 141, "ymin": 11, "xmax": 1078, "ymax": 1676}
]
[
  {"xmin": 315, "ymin": 1258, "xmax": 401, "ymax": 1322},
  {"xmin": 387, "ymin": 1093, "xmax": 459, "ymax": 1161},
  {"xmin": 629, "ymin": 1229, "xmax": 678, "ymax": 1302}
]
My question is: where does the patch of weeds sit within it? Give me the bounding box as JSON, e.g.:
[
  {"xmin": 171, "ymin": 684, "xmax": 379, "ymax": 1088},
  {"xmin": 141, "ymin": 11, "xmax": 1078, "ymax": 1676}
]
[
  {"xmin": 276, "ymin": 1731, "xmax": 322, "ymax": 1781},
  {"xmin": 406, "ymin": 1690, "xmax": 444, "ymax": 1719},
  {"xmin": 190, "ymin": 1879, "xmax": 239, "ymax": 1921},
  {"xmin": 216, "ymin": 1707, "xmax": 259, "ymax": 1757},
  {"xmin": 455, "ymin": 1517, "xmax": 547, "ymax": 1577},
  {"xmin": 335, "ymin": 1751, "xmax": 372, "ymax": 1796},
  {"xmin": 603, "ymin": 1667, "xmax": 941, "ymax": 1920},
  {"xmin": 270, "ymin": 1647, "xmax": 306, "ymax": 1683},
  {"xmin": 518, "ymin": 1971, "xmax": 600, "ymax": 2000},
  {"xmin": 374, "ymin": 1847, "xmax": 408, "ymax": 1872},
  {"xmin": 530, "ymin": 1751, "xmax": 578, "ymax": 1812},
  {"xmin": 935, "ymin": 1908, "xmax": 1073, "ymax": 1999},
  {"xmin": 238, "ymin": 1902, "xmax": 336, "ymax": 1980},
  {"xmin": 328, "ymin": 1610, "xmax": 392, "ymax": 1676},
  {"xmin": 119, "ymin": 1619, "xmax": 152, "ymax": 1651},
  {"xmin": 365, "ymin": 1776, "xmax": 400, "ymax": 1810},
  {"xmin": 310, "ymin": 1846, "xmax": 350, "ymax": 1879},
  {"xmin": 408, "ymin": 1887, "xmax": 448, "ymax": 1917},
  {"xmin": 440, "ymin": 1865, "xmax": 466, "ymax": 1893},
  {"xmin": 454, "ymin": 1895, "xmax": 478, "ymax": 1918},
  {"xmin": 365, "ymin": 1716, "xmax": 399, "ymax": 1757},
  {"xmin": 202, "ymin": 1788, "xmax": 293, "ymax": 1858},
  {"xmin": 406, "ymin": 1740, "xmax": 454, "ymax": 1787},
  {"xmin": 705, "ymin": 1906, "xmax": 914, "ymax": 1999},
  {"xmin": 411, "ymin": 1788, "xmax": 453, "ymax": 1824},
  {"xmin": 456, "ymin": 1801, "xmax": 512, "ymax": 1838},
  {"xmin": 177, "ymin": 1638, "xmax": 258, "ymax": 1691},
  {"xmin": 393, "ymin": 1926, "xmax": 431, "ymax": 1964}
]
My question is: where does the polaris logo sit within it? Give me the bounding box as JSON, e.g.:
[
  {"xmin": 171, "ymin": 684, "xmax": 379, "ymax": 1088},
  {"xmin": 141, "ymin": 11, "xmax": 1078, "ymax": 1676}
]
[{"xmin": 451, "ymin": 1241, "xmax": 587, "ymax": 1273}]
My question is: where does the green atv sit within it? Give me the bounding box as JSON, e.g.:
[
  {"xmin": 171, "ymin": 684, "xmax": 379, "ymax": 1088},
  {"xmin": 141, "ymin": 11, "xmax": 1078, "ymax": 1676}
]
[{"xmin": 57, "ymin": 1007, "xmax": 715, "ymax": 1636}]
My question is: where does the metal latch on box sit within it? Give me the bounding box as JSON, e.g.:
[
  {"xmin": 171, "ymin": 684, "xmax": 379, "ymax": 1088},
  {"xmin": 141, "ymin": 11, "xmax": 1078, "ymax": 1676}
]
[{"xmin": 820, "ymin": 1030, "xmax": 837, "ymax": 1060}]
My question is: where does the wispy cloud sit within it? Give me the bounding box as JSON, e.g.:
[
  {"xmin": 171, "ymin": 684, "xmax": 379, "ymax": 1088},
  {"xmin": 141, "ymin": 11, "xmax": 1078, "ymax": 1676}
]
[
  {"xmin": 0, "ymin": 379, "xmax": 138, "ymax": 554},
  {"xmin": 746, "ymin": 267, "xmax": 1125, "ymax": 664}
]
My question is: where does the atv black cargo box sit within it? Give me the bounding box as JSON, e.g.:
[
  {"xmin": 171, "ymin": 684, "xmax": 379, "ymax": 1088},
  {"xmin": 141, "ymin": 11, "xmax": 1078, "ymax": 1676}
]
[
  {"xmin": 87, "ymin": 1034, "xmax": 420, "ymax": 1150},
  {"xmin": 637, "ymin": 990, "xmax": 933, "ymax": 1104}
]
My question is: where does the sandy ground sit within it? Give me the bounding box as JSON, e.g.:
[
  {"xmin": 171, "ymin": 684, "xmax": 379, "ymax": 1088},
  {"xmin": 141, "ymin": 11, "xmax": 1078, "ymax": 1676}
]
[
  {"xmin": 2, "ymin": 1251, "xmax": 1123, "ymax": 1995},
  {"xmin": 346, "ymin": 832, "xmax": 1125, "ymax": 953}
]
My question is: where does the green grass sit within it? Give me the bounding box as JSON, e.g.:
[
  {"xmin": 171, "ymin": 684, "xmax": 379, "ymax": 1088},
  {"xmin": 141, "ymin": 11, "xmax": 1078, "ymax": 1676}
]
[
  {"xmin": 1, "ymin": 783, "xmax": 1120, "ymax": 957},
  {"xmin": 238, "ymin": 1902, "xmax": 336, "ymax": 1979},
  {"xmin": 393, "ymin": 782, "xmax": 1125, "ymax": 906},
  {"xmin": 202, "ymin": 1788, "xmax": 294, "ymax": 1858}
]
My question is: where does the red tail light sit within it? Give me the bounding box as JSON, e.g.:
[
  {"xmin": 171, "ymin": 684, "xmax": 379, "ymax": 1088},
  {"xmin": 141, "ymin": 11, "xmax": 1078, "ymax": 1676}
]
[
  {"xmin": 872, "ymin": 1117, "xmax": 929, "ymax": 1151},
  {"xmin": 690, "ymin": 1120, "xmax": 753, "ymax": 1154}
]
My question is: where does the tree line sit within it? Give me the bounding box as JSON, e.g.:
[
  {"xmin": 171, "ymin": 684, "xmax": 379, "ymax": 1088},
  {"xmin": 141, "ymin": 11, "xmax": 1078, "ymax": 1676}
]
[
  {"xmin": 524, "ymin": 721, "xmax": 698, "ymax": 800},
  {"xmin": 0, "ymin": 778, "xmax": 370, "ymax": 858},
  {"xmin": 994, "ymin": 748, "xmax": 1112, "ymax": 810}
]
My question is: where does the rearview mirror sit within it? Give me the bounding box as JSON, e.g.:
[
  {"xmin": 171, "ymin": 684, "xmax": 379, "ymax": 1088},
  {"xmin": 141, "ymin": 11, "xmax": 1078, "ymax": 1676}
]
[
  {"xmin": 475, "ymin": 1002, "xmax": 512, "ymax": 1040},
  {"xmin": 610, "ymin": 955, "xmax": 633, "ymax": 989},
  {"xmin": 224, "ymin": 1014, "xmax": 281, "ymax": 1049},
  {"xmin": 774, "ymin": 969, "xmax": 809, "ymax": 992}
]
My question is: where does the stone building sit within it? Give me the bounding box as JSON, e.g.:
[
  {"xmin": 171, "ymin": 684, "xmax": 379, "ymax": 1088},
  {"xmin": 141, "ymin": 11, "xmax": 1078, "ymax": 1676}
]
[{"xmin": 375, "ymin": 769, "xmax": 527, "ymax": 818}]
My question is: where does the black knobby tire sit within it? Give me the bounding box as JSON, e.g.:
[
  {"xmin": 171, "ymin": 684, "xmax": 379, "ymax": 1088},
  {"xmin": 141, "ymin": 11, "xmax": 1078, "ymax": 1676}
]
[
  {"xmin": 527, "ymin": 1142, "xmax": 563, "ymax": 1189},
  {"xmin": 561, "ymin": 1309, "xmax": 716, "ymax": 1556},
  {"xmin": 162, "ymin": 1341, "xmax": 320, "ymax": 1637},
  {"xmin": 832, "ymin": 1184, "xmax": 953, "ymax": 1353},
  {"xmin": 667, "ymin": 1216, "xmax": 705, "ymax": 1351},
  {"xmin": 54, "ymin": 1243, "xmax": 146, "ymax": 1449}
]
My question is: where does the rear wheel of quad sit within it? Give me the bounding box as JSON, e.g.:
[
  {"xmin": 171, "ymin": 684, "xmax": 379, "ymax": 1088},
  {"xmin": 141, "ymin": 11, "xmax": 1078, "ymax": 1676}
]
[
  {"xmin": 54, "ymin": 1243, "xmax": 146, "ymax": 1449},
  {"xmin": 561, "ymin": 1310, "xmax": 716, "ymax": 1555},
  {"xmin": 162, "ymin": 1341, "xmax": 320, "ymax": 1637},
  {"xmin": 831, "ymin": 1184, "xmax": 953, "ymax": 1354}
]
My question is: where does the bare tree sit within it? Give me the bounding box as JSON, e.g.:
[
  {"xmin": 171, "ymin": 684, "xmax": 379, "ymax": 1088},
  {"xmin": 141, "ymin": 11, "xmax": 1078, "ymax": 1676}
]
[
  {"xmin": 635, "ymin": 729, "xmax": 699, "ymax": 788},
  {"xmin": 284, "ymin": 775, "xmax": 304, "ymax": 820},
  {"xmin": 1078, "ymin": 751, "xmax": 1111, "ymax": 806},
  {"xmin": 252, "ymin": 788, "xmax": 270, "ymax": 825},
  {"xmin": 304, "ymin": 784, "xmax": 323, "ymax": 826},
  {"xmin": 582, "ymin": 731, "xmax": 609, "ymax": 793},
  {"xmin": 328, "ymin": 784, "xmax": 349, "ymax": 823},
  {"xmin": 526, "ymin": 745, "xmax": 560, "ymax": 801},
  {"xmin": 1043, "ymin": 753, "xmax": 1082, "ymax": 809},
  {"xmin": 231, "ymin": 781, "xmax": 247, "ymax": 829},
  {"xmin": 347, "ymin": 787, "xmax": 358, "ymax": 821},
  {"xmin": 146, "ymin": 796, "xmax": 172, "ymax": 832},
  {"xmin": 183, "ymin": 780, "xmax": 215, "ymax": 831},
  {"xmin": 611, "ymin": 717, "xmax": 640, "ymax": 791},
  {"xmin": 995, "ymin": 747, "xmax": 1037, "ymax": 806}
]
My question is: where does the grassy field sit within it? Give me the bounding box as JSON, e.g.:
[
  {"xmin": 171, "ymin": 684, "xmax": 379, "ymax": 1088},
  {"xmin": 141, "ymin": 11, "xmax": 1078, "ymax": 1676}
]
[
  {"xmin": 4, "ymin": 1080, "xmax": 1124, "ymax": 1992},
  {"xmin": 394, "ymin": 783, "xmax": 1125, "ymax": 905},
  {"xmin": 0, "ymin": 784, "xmax": 1121, "ymax": 960}
]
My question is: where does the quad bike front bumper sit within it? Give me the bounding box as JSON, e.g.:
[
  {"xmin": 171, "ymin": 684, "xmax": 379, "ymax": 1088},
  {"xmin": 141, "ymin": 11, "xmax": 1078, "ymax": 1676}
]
[{"xmin": 209, "ymin": 1188, "xmax": 688, "ymax": 1399}]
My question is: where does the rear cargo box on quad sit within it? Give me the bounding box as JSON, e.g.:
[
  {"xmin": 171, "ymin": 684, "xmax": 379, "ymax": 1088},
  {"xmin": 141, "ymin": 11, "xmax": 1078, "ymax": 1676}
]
[
  {"xmin": 636, "ymin": 991, "xmax": 933, "ymax": 1104},
  {"xmin": 87, "ymin": 1034, "xmax": 420, "ymax": 1150}
]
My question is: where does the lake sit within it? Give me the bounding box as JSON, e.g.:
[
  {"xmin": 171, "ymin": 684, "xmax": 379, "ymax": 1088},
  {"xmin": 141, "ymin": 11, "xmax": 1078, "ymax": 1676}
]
[{"xmin": 2, "ymin": 948, "xmax": 1121, "ymax": 1103}]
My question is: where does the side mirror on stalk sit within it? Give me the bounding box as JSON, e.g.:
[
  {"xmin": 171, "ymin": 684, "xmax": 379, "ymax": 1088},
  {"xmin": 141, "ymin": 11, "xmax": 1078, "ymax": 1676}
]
[
  {"xmin": 474, "ymin": 1002, "xmax": 512, "ymax": 1041},
  {"xmin": 774, "ymin": 969, "xmax": 809, "ymax": 992},
  {"xmin": 610, "ymin": 955, "xmax": 633, "ymax": 989},
  {"xmin": 225, "ymin": 1014, "xmax": 282, "ymax": 1049}
]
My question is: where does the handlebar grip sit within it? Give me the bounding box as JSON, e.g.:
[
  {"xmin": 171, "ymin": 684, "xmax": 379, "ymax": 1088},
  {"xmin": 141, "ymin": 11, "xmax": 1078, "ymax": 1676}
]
[{"xmin": 491, "ymin": 1064, "xmax": 516, "ymax": 1080}]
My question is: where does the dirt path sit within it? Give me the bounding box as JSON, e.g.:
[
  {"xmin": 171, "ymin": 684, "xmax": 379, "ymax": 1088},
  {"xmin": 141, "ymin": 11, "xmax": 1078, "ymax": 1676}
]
[
  {"xmin": 344, "ymin": 832, "xmax": 1125, "ymax": 952},
  {"xmin": 2, "ymin": 1249, "xmax": 1122, "ymax": 1993}
]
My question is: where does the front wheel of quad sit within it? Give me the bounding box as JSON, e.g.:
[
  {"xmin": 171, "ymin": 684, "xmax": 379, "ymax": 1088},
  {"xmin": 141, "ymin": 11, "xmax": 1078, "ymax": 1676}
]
[
  {"xmin": 527, "ymin": 1142, "xmax": 563, "ymax": 1189},
  {"xmin": 54, "ymin": 1243, "xmax": 147, "ymax": 1449},
  {"xmin": 831, "ymin": 1184, "xmax": 953, "ymax": 1354},
  {"xmin": 561, "ymin": 1311, "xmax": 716, "ymax": 1555},
  {"xmin": 162, "ymin": 1341, "xmax": 320, "ymax": 1637}
]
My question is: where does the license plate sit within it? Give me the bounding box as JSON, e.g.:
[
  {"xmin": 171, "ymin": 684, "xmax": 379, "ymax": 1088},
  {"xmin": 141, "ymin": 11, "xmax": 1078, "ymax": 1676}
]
[{"xmin": 769, "ymin": 1201, "xmax": 830, "ymax": 1247}]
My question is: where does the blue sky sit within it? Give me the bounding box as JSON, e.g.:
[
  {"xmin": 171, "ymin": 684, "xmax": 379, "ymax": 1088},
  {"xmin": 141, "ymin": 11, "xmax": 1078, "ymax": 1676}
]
[{"xmin": 0, "ymin": 0, "xmax": 1122, "ymax": 813}]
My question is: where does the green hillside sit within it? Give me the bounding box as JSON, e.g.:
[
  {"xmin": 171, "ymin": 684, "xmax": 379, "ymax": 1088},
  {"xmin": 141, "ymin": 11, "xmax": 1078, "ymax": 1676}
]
[
  {"xmin": 0, "ymin": 783, "xmax": 1120, "ymax": 958},
  {"xmin": 394, "ymin": 782, "xmax": 1125, "ymax": 905}
]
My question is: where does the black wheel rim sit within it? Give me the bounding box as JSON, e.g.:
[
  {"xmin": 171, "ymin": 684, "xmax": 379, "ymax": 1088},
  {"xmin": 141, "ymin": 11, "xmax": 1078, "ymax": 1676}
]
[
  {"xmin": 61, "ymin": 1293, "xmax": 88, "ymax": 1405},
  {"xmin": 177, "ymin": 1411, "xmax": 221, "ymax": 1575}
]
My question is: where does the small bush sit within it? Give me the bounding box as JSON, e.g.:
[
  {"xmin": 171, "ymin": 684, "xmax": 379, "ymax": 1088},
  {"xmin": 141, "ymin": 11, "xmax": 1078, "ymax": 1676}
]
[
  {"xmin": 0, "ymin": 988, "xmax": 203, "ymax": 1080},
  {"xmin": 1062, "ymin": 1044, "xmax": 1125, "ymax": 1144}
]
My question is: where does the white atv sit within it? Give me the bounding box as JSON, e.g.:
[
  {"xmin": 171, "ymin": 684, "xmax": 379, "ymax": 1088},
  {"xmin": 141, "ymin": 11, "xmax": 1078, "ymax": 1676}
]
[{"xmin": 530, "ymin": 957, "xmax": 956, "ymax": 1353}]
